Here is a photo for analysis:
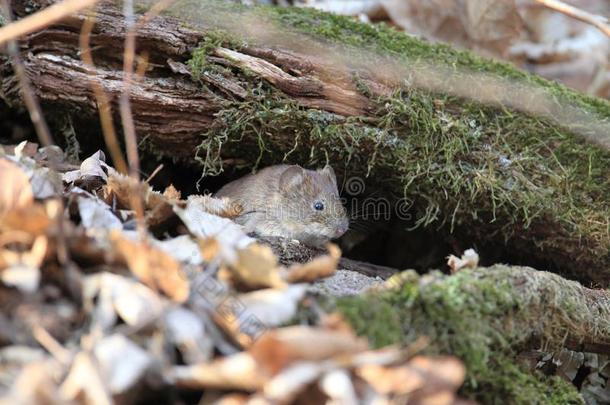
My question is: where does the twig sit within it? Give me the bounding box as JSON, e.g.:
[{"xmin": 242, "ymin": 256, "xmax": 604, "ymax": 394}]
[
  {"xmin": 1, "ymin": 0, "xmax": 54, "ymax": 147},
  {"xmin": 0, "ymin": 0, "xmax": 98, "ymax": 46},
  {"xmin": 534, "ymin": 0, "xmax": 610, "ymax": 37},
  {"xmin": 31, "ymin": 324, "xmax": 72, "ymax": 365},
  {"xmin": 119, "ymin": 0, "xmax": 147, "ymax": 239},
  {"xmin": 119, "ymin": 0, "xmax": 179, "ymax": 239},
  {"xmin": 145, "ymin": 163, "xmax": 164, "ymax": 183},
  {"xmin": 79, "ymin": 14, "xmax": 128, "ymax": 174}
]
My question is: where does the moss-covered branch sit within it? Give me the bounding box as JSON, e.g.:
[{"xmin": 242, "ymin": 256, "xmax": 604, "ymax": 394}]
[{"xmin": 336, "ymin": 265, "xmax": 610, "ymax": 403}]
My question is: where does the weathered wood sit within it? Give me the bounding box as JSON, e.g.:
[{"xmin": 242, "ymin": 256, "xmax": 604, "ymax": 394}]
[{"xmin": 1, "ymin": 0, "xmax": 372, "ymax": 154}]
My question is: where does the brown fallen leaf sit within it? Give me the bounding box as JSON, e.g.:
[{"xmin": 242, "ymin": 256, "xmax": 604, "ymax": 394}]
[
  {"xmin": 2, "ymin": 141, "xmax": 38, "ymax": 158},
  {"xmin": 320, "ymin": 312, "xmax": 358, "ymax": 335},
  {"xmin": 60, "ymin": 351, "xmax": 113, "ymax": 405},
  {"xmin": 0, "ymin": 235, "xmax": 47, "ymax": 293},
  {"xmin": 4, "ymin": 359, "xmax": 63, "ymax": 404},
  {"xmin": 460, "ymin": 0, "xmax": 523, "ymax": 55},
  {"xmin": 171, "ymin": 352, "xmax": 267, "ymax": 391},
  {"xmin": 0, "ymin": 203, "xmax": 53, "ymax": 238},
  {"xmin": 249, "ymin": 326, "xmax": 368, "ymax": 375},
  {"xmin": 110, "ymin": 232, "xmax": 189, "ymax": 303},
  {"xmin": 283, "ymin": 243, "xmax": 341, "ymax": 283},
  {"xmin": 209, "ymin": 285, "xmax": 307, "ymax": 349},
  {"xmin": 0, "ymin": 158, "xmax": 33, "ymax": 215},
  {"xmin": 264, "ymin": 361, "xmax": 326, "ymax": 403},
  {"xmin": 222, "ymin": 243, "xmax": 286, "ymax": 290},
  {"xmin": 199, "ymin": 237, "xmax": 221, "ymax": 262},
  {"xmin": 357, "ymin": 363, "xmax": 425, "ymax": 395},
  {"xmin": 213, "ymin": 393, "xmax": 250, "ymax": 405},
  {"xmin": 409, "ymin": 356, "xmax": 466, "ymax": 388},
  {"xmin": 103, "ymin": 174, "xmax": 180, "ymax": 228},
  {"xmin": 381, "ymin": 0, "xmax": 523, "ymax": 56}
]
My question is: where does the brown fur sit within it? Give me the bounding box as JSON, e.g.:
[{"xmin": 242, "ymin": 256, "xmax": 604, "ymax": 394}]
[{"xmin": 215, "ymin": 165, "xmax": 349, "ymax": 246}]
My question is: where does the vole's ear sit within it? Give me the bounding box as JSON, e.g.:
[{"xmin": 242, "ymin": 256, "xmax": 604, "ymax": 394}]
[
  {"xmin": 279, "ymin": 165, "xmax": 305, "ymax": 191},
  {"xmin": 319, "ymin": 164, "xmax": 337, "ymax": 186}
]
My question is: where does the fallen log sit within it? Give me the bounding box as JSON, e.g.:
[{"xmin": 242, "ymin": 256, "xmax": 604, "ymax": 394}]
[
  {"xmin": 337, "ymin": 265, "xmax": 610, "ymax": 403},
  {"xmin": 1, "ymin": 0, "xmax": 609, "ymax": 285}
]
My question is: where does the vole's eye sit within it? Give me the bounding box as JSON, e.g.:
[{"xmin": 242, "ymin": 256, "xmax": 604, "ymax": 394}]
[{"xmin": 313, "ymin": 201, "xmax": 324, "ymax": 211}]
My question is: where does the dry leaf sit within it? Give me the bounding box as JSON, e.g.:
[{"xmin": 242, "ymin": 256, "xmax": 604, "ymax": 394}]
[
  {"xmin": 357, "ymin": 364, "xmax": 425, "ymax": 395},
  {"xmin": 319, "ymin": 369, "xmax": 359, "ymax": 404},
  {"xmin": 171, "ymin": 352, "xmax": 267, "ymax": 391},
  {"xmin": 175, "ymin": 198, "xmax": 254, "ymax": 263},
  {"xmin": 199, "ymin": 237, "xmax": 221, "ymax": 262},
  {"xmin": 60, "ymin": 352, "xmax": 113, "ymax": 405},
  {"xmin": 62, "ymin": 151, "xmax": 111, "ymax": 193},
  {"xmin": 249, "ymin": 326, "xmax": 368, "ymax": 375},
  {"xmin": 3, "ymin": 359, "xmax": 63, "ymax": 405},
  {"xmin": 78, "ymin": 196, "xmax": 122, "ymax": 231},
  {"xmin": 0, "ymin": 235, "xmax": 47, "ymax": 293},
  {"xmin": 208, "ymin": 286, "xmax": 308, "ymax": 350},
  {"xmin": 409, "ymin": 356, "xmax": 466, "ymax": 388},
  {"xmin": 224, "ymin": 243, "xmax": 286, "ymax": 290},
  {"xmin": 104, "ymin": 174, "xmax": 182, "ymax": 228},
  {"xmin": 0, "ymin": 158, "xmax": 33, "ymax": 215},
  {"xmin": 0, "ymin": 203, "xmax": 53, "ymax": 237},
  {"xmin": 8, "ymin": 140, "xmax": 39, "ymax": 158},
  {"xmin": 213, "ymin": 393, "xmax": 250, "ymax": 405},
  {"xmin": 263, "ymin": 361, "xmax": 325, "ymax": 402},
  {"xmin": 380, "ymin": 0, "xmax": 523, "ymax": 55},
  {"xmin": 152, "ymin": 235, "xmax": 202, "ymax": 266},
  {"xmin": 459, "ymin": 0, "xmax": 523, "ymax": 54},
  {"xmin": 284, "ymin": 243, "xmax": 340, "ymax": 283},
  {"xmin": 237, "ymin": 284, "xmax": 308, "ymax": 327},
  {"xmin": 447, "ymin": 248, "xmax": 479, "ymax": 273},
  {"xmin": 93, "ymin": 334, "xmax": 154, "ymax": 394},
  {"xmin": 111, "ymin": 233, "xmax": 189, "ymax": 303},
  {"xmin": 165, "ymin": 307, "xmax": 214, "ymax": 364},
  {"xmin": 84, "ymin": 272, "xmax": 166, "ymax": 330}
]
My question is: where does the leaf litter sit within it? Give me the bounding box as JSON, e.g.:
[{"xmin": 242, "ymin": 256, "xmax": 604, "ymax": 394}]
[{"xmin": 0, "ymin": 142, "xmax": 467, "ymax": 404}]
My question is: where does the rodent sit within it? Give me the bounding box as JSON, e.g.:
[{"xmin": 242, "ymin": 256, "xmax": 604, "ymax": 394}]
[{"xmin": 215, "ymin": 164, "xmax": 349, "ymax": 246}]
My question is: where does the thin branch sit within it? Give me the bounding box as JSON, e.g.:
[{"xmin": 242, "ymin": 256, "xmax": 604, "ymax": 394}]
[
  {"xmin": 120, "ymin": 0, "xmax": 147, "ymax": 239},
  {"xmin": 0, "ymin": 0, "xmax": 98, "ymax": 46},
  {"xmin": 534, "ymin": 0, "xmax": 610, "ymax": 37},
  {"xmin": 119, "ymin": 0, "xmax": 179, "ymax": 238},
  {"xmin": 79, "ymin": 14, "xmax": 128, "ymax": 174},
  {"xmin": 1, "ymin": 0, "xmax": 54, "ymax": 147}
]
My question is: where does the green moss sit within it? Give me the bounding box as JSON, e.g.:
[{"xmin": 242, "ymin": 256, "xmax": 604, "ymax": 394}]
[
  {"xmin": 188, "ymin": 30, "xmax": 244, "ymax": 80},
  {"xmin": 335, "ymin": 267, "xmax": 584, "ymax": 404},
  {"xmin": 178, "ymin": 1, "xmax": 610, "ymax": 281}
]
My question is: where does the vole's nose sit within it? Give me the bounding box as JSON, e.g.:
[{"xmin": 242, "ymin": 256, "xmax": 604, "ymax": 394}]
[{"xmin": 335, "ymin": 220, "xmax": 349, "ymax": 237}]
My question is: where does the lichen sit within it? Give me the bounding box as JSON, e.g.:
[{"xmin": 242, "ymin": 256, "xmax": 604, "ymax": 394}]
[{"xmin": 335, "ymin": 266, "xmax": 586, "ymax": 404}]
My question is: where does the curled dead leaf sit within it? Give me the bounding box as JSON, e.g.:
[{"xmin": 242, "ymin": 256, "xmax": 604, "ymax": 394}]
[
  {"xmin": 223, "ymin": 243, "xmax": 286, "ymax": 290},
  {"xmin": 0, "ymin": 158, "xmax": 33, "ymax": 215},
  {"xmin": 283, "ymin": 243, "xmax": 340, "ymax": 283},
  {"xmin": 357, "ymin": 364, "xmax": 425, "ymax": 395},
  {"xmin": 110, "ymin": 233, "xmax": 189, "ymax": 303},
  {"xmin": 249, "ymin": 326, "xmax": 368, "ymax": 375},
  {"xmin": 0, "ymin": 235, "xmax": 47, "ymax": 293},
  {"xmin": 170, "ymin": 352, "xmax": 267, "ymax": 391}
]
